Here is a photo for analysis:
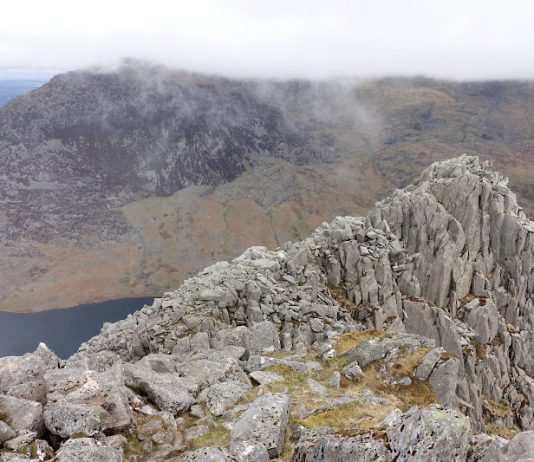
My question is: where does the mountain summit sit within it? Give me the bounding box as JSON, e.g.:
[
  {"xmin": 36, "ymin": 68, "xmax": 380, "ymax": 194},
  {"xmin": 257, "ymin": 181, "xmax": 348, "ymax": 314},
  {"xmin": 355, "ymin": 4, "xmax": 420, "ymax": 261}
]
[{"xmin": 1, "ymin": 156, "xmax": 533, "ymax": 460}]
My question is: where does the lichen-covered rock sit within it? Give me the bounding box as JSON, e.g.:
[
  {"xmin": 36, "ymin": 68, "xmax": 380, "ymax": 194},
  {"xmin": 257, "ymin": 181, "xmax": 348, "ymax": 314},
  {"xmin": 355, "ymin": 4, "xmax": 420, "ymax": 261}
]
[
  {"xmin": 205, "ymin": 380, "xmax": 251, "ymax": 416},
  {"xmin": 386, "ymin": 406, "xmax": 471, "ymax": 461},
  {"xmin": 54, "ymin": 437, "xmax": 123, "ymax": 462},
  {"xmin": 174, "ymin": 446, "xmax": 238, "ymax": 461},
  {"xmin": 43, "ymin": 402, "xmax": 109, "ymax": 438},
  {"xmin": 0, "ymin": 395, "xmax": 44, "ymax": 436},
  {"xmin": 232, "ymin": 440, "xmax": 270, "ymax": 462},
  {"xmin": 44, "ymin": 365, "xmax": 132, "ymax": 432},
  {"xmin": 124, "ymin": 362, "xmax": 197, "ymax": 416},
  {"xmin": 292, "ymin": 432, "xmax": 393, "ymax": 462},
  {"xmin": 0, "ymin": 453, "xmax": 39, "ymax": 462},
  {"xmin": 343, "ymin": 334, "xmax": 434, "ymax": 368},
  {"xmin": 249, "ymin": 371, "xmax": 284, "ymax": 386},
  {"xmin": 428, "ymin": 357, "xmax": 461, "ymax": 408},
  {"xmin": 231, "ymin": 393, "xmax": 290, "ymax": 458},
  {"xmin": 0, "ymin": 343, "xmax": 59, "ymax": 404},
  {"xmin": 0, "ymin": 420, "xmax": 16, "ymax": 444}
]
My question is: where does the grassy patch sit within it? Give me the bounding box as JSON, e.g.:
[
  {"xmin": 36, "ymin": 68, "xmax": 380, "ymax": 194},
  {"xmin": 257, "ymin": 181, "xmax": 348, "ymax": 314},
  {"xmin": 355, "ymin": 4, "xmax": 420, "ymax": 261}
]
[
  {"xmin": 123, "ymin": 434, "xmax": 145, "ymax": 458},
  {"xmin": 300, "ymin": 400, "xmax": 393, "ymax": 432},
  {"xmin": 460, "ymin": 293, "xmax": 476, "ymax": 306},
  {"xmin": 484, "ymin": 420, "xmax": 519, "ymax": 440},
  {"xmin": 389, "ymin": 347, "xmax": 432, "ymax": 378},
  {"xmin": 334, "ymin": 330, "xmax": 384, "ymax": 355},
  {"xmin": 471, "ymin": 340, "xmax": 487, "ymax": 359},
  {"xmin": 482, "ymin": 397, "xmax": 514, "ymax": 419},
  {"xmin": 190, "ymin": 425, "xmax": 231, "ymax": 450}
]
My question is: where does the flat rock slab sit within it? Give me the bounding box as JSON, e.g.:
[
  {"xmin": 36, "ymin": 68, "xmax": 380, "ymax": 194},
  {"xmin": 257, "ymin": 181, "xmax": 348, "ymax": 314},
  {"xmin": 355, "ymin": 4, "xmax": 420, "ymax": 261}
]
[
  {"xmin": 231, "ymin": 393, "xmax": 290, "ymax": 458},
  {"xmin": 249, "ymin": 371, "xmax": 284, "ymax": 386},
  {"xmin": 125, "ymin": 363, "xmax": 197, "ymax": 416}
]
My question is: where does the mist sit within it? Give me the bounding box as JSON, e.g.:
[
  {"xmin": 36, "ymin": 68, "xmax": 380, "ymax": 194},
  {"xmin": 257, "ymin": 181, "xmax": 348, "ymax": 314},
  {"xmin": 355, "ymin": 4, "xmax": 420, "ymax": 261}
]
[{"xmin": 2, "ymin": 0, "xmax": 534, "ymax": 80}]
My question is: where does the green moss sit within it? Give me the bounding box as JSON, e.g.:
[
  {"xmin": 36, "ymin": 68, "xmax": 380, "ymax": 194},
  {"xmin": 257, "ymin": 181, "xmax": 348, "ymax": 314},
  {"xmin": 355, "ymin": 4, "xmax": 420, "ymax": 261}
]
[
  {"xmin": 123, "ymin": 435, "xmax": 145, "ymax": 458},
  {"xmin": 190, "ymin": 425, "xmax": 231, "ymax": 450}
]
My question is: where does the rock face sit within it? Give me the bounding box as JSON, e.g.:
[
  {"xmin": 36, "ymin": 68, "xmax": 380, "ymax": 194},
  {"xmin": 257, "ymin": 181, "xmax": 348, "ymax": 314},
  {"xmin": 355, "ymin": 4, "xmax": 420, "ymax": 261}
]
[{"xmin": 0, "ymin": 156, "xmax": 533, "ymax": 461}]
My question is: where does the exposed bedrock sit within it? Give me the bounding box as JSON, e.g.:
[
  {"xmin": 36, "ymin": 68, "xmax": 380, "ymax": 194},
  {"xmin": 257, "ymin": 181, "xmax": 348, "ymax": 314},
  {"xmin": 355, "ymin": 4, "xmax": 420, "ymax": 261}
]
[{"xmin": 1, "ymin": 155, "xmax": 533, "ymax": 460}]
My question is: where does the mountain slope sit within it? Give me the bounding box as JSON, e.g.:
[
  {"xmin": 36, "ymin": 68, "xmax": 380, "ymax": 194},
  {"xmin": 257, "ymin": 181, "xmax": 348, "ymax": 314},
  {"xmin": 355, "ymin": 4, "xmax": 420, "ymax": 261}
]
[
  {"xmin": 0, "ymin": 62, "xmax": 533, "ymax": 310},
  {"xmin": 1, "ymin": 156, "xmax": 533, "ymax": 461}
]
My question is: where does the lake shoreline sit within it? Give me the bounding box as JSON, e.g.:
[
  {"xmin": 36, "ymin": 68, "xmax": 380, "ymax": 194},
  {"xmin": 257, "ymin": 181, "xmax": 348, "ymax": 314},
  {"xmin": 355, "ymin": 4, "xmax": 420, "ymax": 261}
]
[
  {"xmin": 0, "ymin": 296, "xmax": 155, "ymax": 358},
  {"xmin": 0, "ymin": 294, "xmax": 161, "ymax": 314}
]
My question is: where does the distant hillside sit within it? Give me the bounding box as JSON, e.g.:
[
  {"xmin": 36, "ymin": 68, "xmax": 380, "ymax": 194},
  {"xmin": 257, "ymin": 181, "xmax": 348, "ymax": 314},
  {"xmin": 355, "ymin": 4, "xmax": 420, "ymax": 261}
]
[{"xmin": 0, "ymin": 62, "xmax": 532, "ymax": 311}]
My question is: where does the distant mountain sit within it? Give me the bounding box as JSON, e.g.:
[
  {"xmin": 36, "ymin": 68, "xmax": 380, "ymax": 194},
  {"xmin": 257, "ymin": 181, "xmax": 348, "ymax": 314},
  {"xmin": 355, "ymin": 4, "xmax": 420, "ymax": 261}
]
[
  {"xmin": 0, "ymin": 62, "xmax": 532, "ymax": 311},
  {"xmin": 0, "ymin": 79, "xmax": 45, "ymax": 106}
]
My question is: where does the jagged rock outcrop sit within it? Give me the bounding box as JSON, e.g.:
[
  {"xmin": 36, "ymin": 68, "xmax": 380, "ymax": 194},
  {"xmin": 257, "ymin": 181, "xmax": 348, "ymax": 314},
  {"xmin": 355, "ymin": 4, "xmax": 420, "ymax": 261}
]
[{"xmin": 0, "ymin": 156, "xmax": 533, "ymax": 461}]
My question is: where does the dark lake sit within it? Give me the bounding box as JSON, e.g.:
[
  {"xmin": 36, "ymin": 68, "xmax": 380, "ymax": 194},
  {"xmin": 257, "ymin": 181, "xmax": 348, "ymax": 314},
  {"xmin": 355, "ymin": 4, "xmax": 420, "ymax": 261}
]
[{"xmin": 0, "ymin": 297, "xmax": 154, "ymax": 359}]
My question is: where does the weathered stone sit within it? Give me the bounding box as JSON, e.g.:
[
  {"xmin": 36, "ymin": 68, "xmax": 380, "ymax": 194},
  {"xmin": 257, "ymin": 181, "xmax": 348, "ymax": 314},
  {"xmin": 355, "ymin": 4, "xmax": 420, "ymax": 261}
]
[
  {"xmin": 428, "ymin": 357, "xmax": 461, "ymax": 408},
  {"xmin": 246, "ymin": 322, "xmax": 281, "ymax": 355},
  {"xmin": 44, "ymin": 403, "xmax": 109, "ymax": 438},
  {"xmin": 124, "ymin": 363, "xmax": 196, "ymax": 415},
  {"xmin": 343, "ymin": 334, "xmax": 433, "ymax": 368},
  {"xmin": 499, "ymin": 430, "xmax": 534, "ymax": 461},
  {"xmin": 54, "ymin": 437, "xmax": 123, "ymax": 462},
  {"xmin": 231, "ymin": 393, "xmax": 290, "ymax": 458},
  {"xmin": 292, "ymin": 432, "xmax": 392, "ymax": 461},
  {"xmin": 3, "ymin": 431, "xmax": 37, "ymax": 451},
  {"xmin": 205, "ymin": 380, "xmax": 251, "ymax": 416},
  {"xmin": 0, "ymin": 395, "xmax": 44, "ymax": 436},
  {"xmin": 175, "ymin": 446, "xmax": 237, "ymax": 461},
  {"xmin": 386, "ymin": 406, "xmax": 471, "ymax": 461},
  {"xmin": 45, "ymin": 366, "xmax": 132, "ymax": 432},
  {"xmin": 0, "ymin": 453, "xmax": 38, "ymax": 462},
  {"xmin": 342, "ymin": 361, "xmax": 363, "ymax": 381},
  {"xmin": 249, "ymin": 371, "xmax": 284, "ymax": 386},
  {"xmin": 0, "ymin": 344, "xmax": 58, "ymax": 404},
  {"xmin": 232, "ymin": 440, "xmax": 270, "ymax": 462},
  {"xmin": 0, "ymin": 420, "xmax": 16, "ymax": 444},
  {"xmin": 414, "ymin": 347, "xmax": 445, "ymax": 380}
]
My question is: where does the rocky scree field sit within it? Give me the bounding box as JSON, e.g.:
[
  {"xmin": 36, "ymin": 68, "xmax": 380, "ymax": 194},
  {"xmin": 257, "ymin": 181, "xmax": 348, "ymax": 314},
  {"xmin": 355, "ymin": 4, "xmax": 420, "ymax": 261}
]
[{"xmin": 0, "ymin": 156, "xmax": 534, "ymax": 461}]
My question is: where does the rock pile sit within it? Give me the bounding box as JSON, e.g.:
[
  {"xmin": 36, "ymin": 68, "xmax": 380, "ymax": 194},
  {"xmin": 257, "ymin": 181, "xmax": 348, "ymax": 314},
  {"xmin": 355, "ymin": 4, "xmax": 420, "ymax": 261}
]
[{"xmin": 1, "ymin": 155, "xmax": 533, "ymax": 461}]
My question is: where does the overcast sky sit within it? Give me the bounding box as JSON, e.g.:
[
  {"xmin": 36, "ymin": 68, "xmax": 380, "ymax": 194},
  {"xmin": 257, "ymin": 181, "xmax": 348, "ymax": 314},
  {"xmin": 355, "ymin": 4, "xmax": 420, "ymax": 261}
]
[{"xmin": 1, "ymin": 0, "xmax": 534, "ymax": 80}]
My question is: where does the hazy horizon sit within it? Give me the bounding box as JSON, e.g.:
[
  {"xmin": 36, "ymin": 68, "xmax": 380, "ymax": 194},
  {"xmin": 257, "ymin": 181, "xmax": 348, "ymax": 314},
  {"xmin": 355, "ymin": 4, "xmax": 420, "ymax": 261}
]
[{"xmin": 2, "ymin": 0, "xmax": 534, "ymax": 81}]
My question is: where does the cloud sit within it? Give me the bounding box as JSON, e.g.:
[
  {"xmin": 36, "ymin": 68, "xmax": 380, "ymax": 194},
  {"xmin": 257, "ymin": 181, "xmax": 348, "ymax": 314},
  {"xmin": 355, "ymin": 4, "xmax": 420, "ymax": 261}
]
[{"xmin": 1, "ymin": 0, "xmax": 534, "ymax": 80}]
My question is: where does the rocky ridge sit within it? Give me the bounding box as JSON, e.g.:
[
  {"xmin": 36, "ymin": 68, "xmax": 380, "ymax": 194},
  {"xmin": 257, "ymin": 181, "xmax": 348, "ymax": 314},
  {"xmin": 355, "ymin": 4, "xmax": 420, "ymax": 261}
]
[{"xmin": 1, "ymin": 155, "xmax": 533, "ymax": 461}]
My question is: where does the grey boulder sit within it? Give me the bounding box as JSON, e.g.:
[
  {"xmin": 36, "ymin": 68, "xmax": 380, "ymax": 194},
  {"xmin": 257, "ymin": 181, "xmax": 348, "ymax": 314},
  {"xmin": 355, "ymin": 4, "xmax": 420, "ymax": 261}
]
[
  {"xmin": 231, "ymin": 393, "xmax": 290, "ymax": 459},
  {"xmin": 54, "ymin": 437, "xmax": 123, "ymax": 462},
  {"xmin": 0, "ymin": 395, "xmax": 44, "ymax": 436}
]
